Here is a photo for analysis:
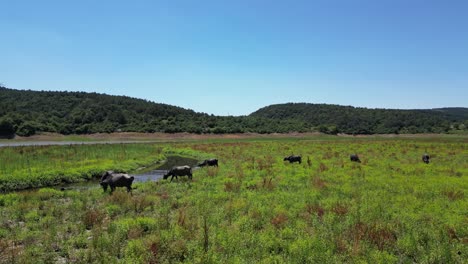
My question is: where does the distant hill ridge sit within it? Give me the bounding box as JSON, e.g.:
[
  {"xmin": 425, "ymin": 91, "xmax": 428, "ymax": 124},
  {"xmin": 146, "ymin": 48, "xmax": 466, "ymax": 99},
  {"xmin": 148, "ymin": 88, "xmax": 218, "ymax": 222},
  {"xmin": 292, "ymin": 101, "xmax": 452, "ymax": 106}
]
[
  {"xmin": 0, "ymin": 87, "xmax": 305, "ymax": 137},
  {"xmin": 250, "ymin": 103, "xmax": 467, "ymax": 134},
  {"xmin": 0, "ymin": 87, "xmax": 466, "ymax": 137},
  {"xmin": 430, "ymin": 107, "xmax": 468, "ymax": 120}
]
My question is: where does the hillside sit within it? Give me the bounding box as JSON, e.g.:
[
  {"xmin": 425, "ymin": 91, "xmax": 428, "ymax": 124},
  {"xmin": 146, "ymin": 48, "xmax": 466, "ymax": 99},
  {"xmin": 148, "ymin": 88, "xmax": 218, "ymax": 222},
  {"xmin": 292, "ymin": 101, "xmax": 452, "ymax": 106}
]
[
  {"xmin": 0, "ymin": 87, "xmax": 466, "ymax": 137},
  {"xmin": 0, "ymin": 87, "xmax": 307, "ymax": 137},
  {"xmin": 431, "ymin": 107, "xmax": 468, "ymax": 120},
  {"xmin": 249, "ymin": 103, "xmax": 468, "ymax": 134}
]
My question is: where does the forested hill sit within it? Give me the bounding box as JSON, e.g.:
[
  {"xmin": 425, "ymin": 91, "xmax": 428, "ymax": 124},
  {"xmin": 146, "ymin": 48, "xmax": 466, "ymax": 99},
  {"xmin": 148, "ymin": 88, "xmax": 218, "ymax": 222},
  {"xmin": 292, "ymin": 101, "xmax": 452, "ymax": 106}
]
[
  {"xmin": 431, "ymin": 107, "xmax": 468, "ymax": 120},
  {"xmin": 0, "ymin": 87, "xmax": 466, "ymax": 137},
  {"xmin": 249, "ymin": 103, "xmax": 468, "ymax": 134},
  {"xmin": 0, "ymin": 87, "xmax": 306, "ymax": 137}
]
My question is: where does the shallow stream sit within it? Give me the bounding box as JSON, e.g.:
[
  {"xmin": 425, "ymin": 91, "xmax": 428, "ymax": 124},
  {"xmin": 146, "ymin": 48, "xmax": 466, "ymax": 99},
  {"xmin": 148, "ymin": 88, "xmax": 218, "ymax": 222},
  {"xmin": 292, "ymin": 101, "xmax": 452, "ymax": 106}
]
[{"xmin": 55, "ymin": 155, "xmax": 199, "ymax": 191}]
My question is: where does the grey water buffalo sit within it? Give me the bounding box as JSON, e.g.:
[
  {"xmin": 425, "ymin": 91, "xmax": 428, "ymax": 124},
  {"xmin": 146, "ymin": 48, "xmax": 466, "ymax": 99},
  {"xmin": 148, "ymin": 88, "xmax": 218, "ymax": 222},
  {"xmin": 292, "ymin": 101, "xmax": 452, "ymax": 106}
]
[
  {"xmin": 422, "ymin": 154, "xmax": 430, "ymax": 164},
  {"xmin": 350, "ymin": 154, "xmax": 361, "ymax": 163},
  {"xmin": 284, "ymin": 155, "xmax": 302, "ymax": 164},
  {"xmin": 198, "ymin": 158, "xmax": 218, "ymax": 167},
  {"xmin": 163, "ymin": 165, "xmax": 193, "ymax": 182},
  {"xmin": 100, "ymin": 171, "xmax": 134, "ymax": 194}
]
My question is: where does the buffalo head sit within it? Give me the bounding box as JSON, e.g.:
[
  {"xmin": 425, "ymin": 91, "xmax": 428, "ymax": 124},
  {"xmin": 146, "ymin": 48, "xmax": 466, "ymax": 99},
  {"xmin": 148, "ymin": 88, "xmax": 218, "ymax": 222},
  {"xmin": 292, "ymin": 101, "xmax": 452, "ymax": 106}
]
[{"xmin": 100, "ymin": 170, "xmax": 113, "ymax": 192}]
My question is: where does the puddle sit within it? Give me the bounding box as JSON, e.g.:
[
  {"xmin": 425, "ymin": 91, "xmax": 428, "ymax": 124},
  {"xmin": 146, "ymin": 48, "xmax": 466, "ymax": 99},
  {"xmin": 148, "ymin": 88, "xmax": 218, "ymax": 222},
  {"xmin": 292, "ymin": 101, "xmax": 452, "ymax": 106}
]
[{"xmin": 131, "ymin": 170, "xmax": 167, "ymax": 183}]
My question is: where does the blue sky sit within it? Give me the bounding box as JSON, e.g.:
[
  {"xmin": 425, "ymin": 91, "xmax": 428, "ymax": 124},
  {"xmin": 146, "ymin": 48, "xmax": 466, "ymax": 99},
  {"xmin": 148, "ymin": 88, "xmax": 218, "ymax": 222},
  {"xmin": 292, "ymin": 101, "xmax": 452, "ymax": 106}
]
[{"xmin": 1, "ymin": 0, "xmax": 467, "ymax": 115}]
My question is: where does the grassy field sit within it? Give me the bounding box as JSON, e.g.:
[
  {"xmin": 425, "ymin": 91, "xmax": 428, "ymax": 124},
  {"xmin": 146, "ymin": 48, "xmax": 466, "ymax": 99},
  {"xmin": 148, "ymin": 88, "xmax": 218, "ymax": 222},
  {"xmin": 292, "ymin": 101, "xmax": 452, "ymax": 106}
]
[
  {"xmin": 0, "ymin": 137, "xmax": 467, "ymax": 263},
  {"xmin": 0, "ymin": 144, "xmax": 170, "ymax": 192}
]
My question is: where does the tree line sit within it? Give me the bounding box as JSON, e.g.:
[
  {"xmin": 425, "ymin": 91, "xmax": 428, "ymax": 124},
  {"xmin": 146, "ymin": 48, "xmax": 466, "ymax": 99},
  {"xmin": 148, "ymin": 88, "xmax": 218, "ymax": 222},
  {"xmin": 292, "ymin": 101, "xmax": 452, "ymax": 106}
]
[
  {"xmin": 250, "ymin": 103, "xmax": 467, "ymax": 135},
  {"xmin": 0, "ymin": 87, "xmax": 466, "ymax": 138},
  {"xmin": 0, "ymin": 87, "xmax": 308, "ymax": 137}
]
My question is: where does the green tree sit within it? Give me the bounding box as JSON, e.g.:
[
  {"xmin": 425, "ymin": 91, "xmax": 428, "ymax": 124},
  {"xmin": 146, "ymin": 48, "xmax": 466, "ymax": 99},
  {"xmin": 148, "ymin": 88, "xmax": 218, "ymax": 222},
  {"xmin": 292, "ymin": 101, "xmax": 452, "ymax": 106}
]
[
  {"xmin": 0, "ymin": 118, "xmax": 16, "ymax": 139},
  {"xmin": 16, "ymin": 121, "xmax": 39, "ymax": 137}
]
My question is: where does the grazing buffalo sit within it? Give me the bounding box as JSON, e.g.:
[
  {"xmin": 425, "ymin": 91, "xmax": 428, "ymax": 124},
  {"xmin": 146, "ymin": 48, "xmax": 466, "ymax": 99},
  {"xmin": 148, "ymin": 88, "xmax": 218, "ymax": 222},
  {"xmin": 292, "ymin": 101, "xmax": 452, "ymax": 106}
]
[
  {"xmin": 422, "ymin": 154, "xmax": 430, "ymax": 164},
  {"xmin": 198, "ymin": 158, "xmax": 218, "ymax": 167},
  {"xmin": 284, "ymin": 155, "xmax": 302, "ymax": 164},
  {"xmin": 100, "ymin": 171, "xmax": 134, "ymax": 194},
  {"xmin": 163, "ymin": 165, "xmax": 193, "ymax": 182},
  {"xmin": 350, "ymin": 154, "xmax": 361, "ymax": 163}
]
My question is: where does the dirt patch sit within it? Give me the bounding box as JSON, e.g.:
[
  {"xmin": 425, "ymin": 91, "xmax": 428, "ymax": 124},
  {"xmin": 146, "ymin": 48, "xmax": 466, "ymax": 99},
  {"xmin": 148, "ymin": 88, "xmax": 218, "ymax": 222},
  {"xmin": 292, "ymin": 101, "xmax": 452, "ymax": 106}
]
[
  {"xmin": 3, "ymin": 132, "xmax": 466, "ymax": 144},
  {"xmin": 8, "ymin": 132, "xmax": 324, "ymax": 142}
]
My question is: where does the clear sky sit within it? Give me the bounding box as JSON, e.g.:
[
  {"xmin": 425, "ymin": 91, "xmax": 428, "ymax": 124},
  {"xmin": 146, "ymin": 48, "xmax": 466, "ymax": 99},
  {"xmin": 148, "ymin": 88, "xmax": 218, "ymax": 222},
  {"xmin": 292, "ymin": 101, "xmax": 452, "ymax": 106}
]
[{"xmin": 1, "ymin": 0, "xmax": 467, "ymax": 115}]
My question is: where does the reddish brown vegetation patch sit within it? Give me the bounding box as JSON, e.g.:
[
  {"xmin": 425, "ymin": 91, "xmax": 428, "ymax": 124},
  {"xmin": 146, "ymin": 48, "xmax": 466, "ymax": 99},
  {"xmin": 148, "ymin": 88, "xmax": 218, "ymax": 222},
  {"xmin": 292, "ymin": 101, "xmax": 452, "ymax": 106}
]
[
  {"xmin": 206, "ymin": 167, "xmax": 219, "ymax": 177},
  {"xmin": 234, "ymin": 164, "xmax": 244, "ymax": 179},
  {"xmin": 271, "ymin": 213, "xmax": 288, "ymax": 229},
  {"xmin": 128, "ymin": 226, "xmax": 144, "ymax": 239},
  {"xmin": 177, "ymin": 208, "xmax": 187, "ymax": 227},
  {"xmin": 158, "ymin": 191, "xmax": 170, "ymax": 200},
  {"xmin": 133, "ymin": 196, "xmax": 154, "ymax": 213},
  {"xmin": 224, "ymin": 181, "xmax": 241, "ymax": 192},
  {"xmin": 149, "ymin": 242, "xmax": 159, "ymax": 264},
  {"xmin": 443, "ymin": 190, "xmax": 464, "ymax": 201},
  {"xmin": 347, "ymin": 222, "xmax": 397, "ymax": 251},
  {"xmin": 312, "ymin": 176, "xmax": 327, "ymax": 190},
  {"xmin": 82, "ymin": 208, "xmax": 105, "ymax": 230},
  {"xmin": 305, "ymin": 203, "xmax": 325, "ymax": 220},
  {"xmin": 318, "ymin": 163, "xmax": 329, "ymax": 172},
  {"xmin": 331, "ymin": 203, "xmax": 349, "ymax": 216},
  {"xmin": 447, "ymin": 227, "xmax": 460, "ymax": 242},
  {"xmin": 107, "ymin": 191, "xmax": 132, "ymax": 204},
  {"xmin": 261, "ymin": 177, "xmax": 275, "ymax": 190},
  {"xmin": 256, "ymin": 155, "xmax": 275, "ymax": 172},
  {"xmin": 0, "ymin": 241, "xmax": 24, "ymax": 263},
  {"xmin": 335, "ymin": 236, "xmax": 348, "ymax": 253}
]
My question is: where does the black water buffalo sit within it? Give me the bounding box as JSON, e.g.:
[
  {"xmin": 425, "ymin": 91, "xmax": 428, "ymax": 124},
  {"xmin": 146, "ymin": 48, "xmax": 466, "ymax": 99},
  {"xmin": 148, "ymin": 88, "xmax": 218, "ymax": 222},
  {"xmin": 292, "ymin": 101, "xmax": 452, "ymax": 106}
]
[
  {"xmin": 350, "ymin": 154, "xmax": 361, "ymax": 163},
  {"xmin": 422, "ymin": 154, "xmax": 430, "ymax": 164},
  {"xmin": 163, "ymin": 165, "xmax": 193, "ymax": 182},
  {"xmin": 198, "ymin": 158, "xmax": 218, "ymax": 167},
  {"xmin": 100, "ymin": 171, "xmax": 134, "ymax": 194},
  {"xmin": 284, "ymin": 155, "xmax": 302, "ymax": 164}
]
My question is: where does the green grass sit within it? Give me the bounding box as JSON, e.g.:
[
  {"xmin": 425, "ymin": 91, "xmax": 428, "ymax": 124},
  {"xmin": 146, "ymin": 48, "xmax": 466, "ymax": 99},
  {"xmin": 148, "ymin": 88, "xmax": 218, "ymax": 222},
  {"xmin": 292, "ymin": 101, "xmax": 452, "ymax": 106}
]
[
  {"xmin": 0, "ymin": 138, "xmax": 467, "ymax": 263},
  {"xmin": 0, "ymin": 144, "xmax": 168, "ymax": 192}
]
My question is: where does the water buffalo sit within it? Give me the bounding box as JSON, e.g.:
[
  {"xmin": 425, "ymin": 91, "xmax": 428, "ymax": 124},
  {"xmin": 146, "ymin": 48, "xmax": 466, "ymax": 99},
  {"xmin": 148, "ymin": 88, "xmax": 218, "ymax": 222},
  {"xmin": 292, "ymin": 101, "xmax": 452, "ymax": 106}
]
[
  {"xmin": 198, "ymin": 158, "xmax": 218, "ymax": 167},
  {"xmin": 350, "ymin": 154, "xmax": 361, "ymax": 163},
  {"xmin": 100, "ymin": 171, "xmax": 134, "ymax": 194},
  {"xmin": 422, "ymin": 154, "xmax": 430, "ymax": 164},
  {"xmin": 163, "ymin": 165, "xmax": 192, "ymax": 182},
  {"xmin": 284, "ymin": 155, "xmax": 302, "ymax": 164}
]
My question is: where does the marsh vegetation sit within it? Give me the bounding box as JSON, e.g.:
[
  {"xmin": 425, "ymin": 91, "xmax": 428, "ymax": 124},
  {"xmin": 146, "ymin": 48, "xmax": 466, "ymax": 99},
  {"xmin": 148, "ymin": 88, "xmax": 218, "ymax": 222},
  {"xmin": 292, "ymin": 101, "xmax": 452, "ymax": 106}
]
[{"xmin": 0, "ymin": 137, "xmax": 466, "ymax": 263}]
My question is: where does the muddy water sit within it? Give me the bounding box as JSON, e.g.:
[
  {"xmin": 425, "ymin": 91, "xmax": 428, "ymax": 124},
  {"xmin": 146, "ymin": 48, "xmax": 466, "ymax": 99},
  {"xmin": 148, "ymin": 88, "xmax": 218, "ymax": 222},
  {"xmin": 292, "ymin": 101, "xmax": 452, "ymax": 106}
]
[{"xmin": 57, "ymin": 156, "xmax": 199, "ymax": 191}]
